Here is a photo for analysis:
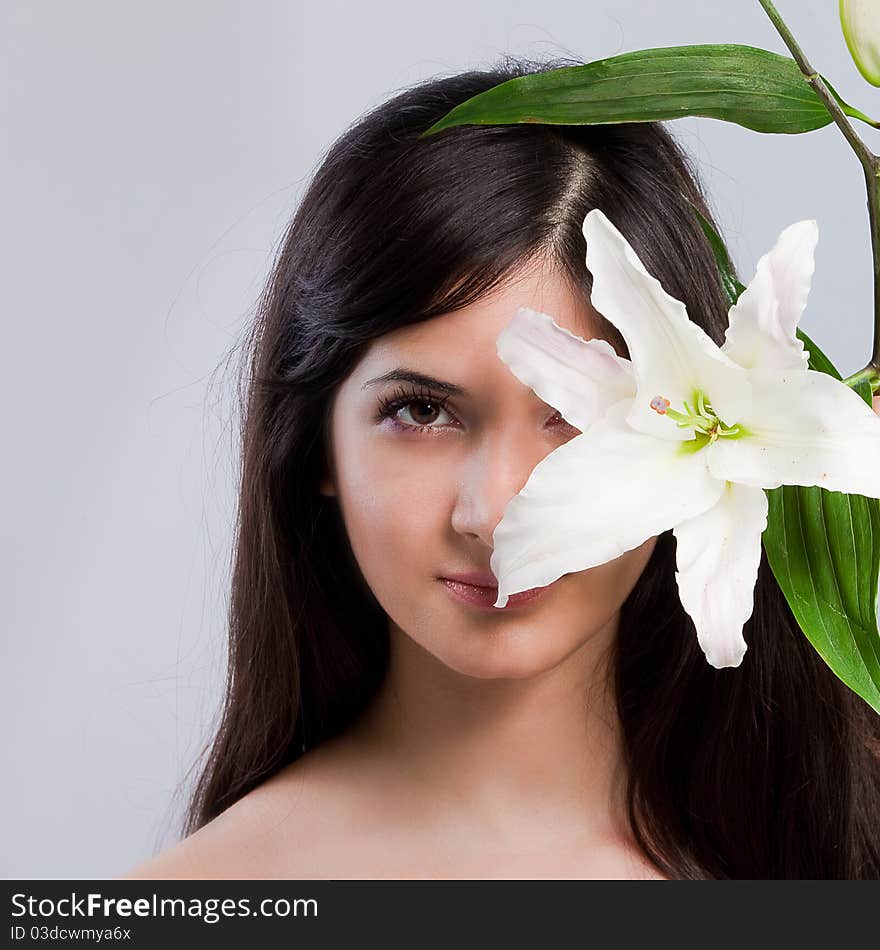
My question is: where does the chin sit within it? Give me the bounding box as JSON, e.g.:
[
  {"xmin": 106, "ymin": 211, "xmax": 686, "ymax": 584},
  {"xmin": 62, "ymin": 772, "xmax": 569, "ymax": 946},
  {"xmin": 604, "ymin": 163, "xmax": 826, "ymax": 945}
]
[{"xmin": 431, "ymin": 632, "xmax": 578, "ymax": 681}]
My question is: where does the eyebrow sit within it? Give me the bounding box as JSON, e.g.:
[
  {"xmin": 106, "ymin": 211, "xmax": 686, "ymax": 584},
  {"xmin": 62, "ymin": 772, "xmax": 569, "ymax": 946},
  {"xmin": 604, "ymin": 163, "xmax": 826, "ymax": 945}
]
[{"xmin": 361, "ymin": 368, "xmax": 469, "ymax": 397}]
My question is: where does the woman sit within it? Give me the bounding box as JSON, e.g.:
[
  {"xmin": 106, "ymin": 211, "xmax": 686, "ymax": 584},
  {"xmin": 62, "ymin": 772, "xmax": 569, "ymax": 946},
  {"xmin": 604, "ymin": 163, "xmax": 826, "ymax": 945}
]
[{"xmin": 124, "ymin": 57, "xmax": 880, "ymax": 880}]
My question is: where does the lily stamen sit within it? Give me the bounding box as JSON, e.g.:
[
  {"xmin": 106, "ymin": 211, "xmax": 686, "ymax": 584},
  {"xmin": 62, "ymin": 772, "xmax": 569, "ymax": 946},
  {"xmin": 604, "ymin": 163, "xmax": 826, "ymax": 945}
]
[{"xmin": 655, "ymin": 390, "xmax": 742, "ymax": 442}]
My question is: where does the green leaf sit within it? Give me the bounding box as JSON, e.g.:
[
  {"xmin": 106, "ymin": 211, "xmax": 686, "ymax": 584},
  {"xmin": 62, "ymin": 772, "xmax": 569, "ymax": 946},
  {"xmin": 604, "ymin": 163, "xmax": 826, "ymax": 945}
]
[
  {"xmin": 852, "ymin": 376, "xmax": 874, "ymax": 406},
  {"xmin": 422, "ymin": 44, "xmax": 873, "ymax": 137},
  {"xmin": 689, "ymin": 203, "xmax": 880, "ymax": 714},
  {"xmin": 690, "ymin": 203, "xmax": 747, "ymax": 307},
  {"xmin": 763, "ymin": 325, "xmax": 880, "ymax": 715},
  {"xmin": 764, "ymin": 485, "xmax": 880, "ymax": 715},
  {"xmin": 822, "ymin": 74, "xmax": 878, "ymax": 128},
  {"xmin": 796, "ymin": 328, "xmax": 843, "ymax": 379}
]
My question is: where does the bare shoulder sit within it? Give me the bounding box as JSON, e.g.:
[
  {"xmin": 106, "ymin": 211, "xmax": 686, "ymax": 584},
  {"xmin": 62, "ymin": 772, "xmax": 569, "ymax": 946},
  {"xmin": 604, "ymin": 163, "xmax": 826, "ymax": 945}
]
[
  {"xmin": 119, "ymin": 737, "xmax": 368, "ymax": 880},
  {"xmin": 118, "ymin": 788, "xmax": 284, "ymax": 880},
  {"xmin": 119, "ymin": 734, "xmax": 672, "ymax": 880}
]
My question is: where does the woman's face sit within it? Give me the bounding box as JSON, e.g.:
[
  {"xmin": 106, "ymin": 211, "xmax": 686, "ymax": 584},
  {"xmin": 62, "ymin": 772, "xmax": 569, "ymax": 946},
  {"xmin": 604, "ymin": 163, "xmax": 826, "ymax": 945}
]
[{"xmin": 320, "ymin": 257, "xmax": 656, "ymax": 679}]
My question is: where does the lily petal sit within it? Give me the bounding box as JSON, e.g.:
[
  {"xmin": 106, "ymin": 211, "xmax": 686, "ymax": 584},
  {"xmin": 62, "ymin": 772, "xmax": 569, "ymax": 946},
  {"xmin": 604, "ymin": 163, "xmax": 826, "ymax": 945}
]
[
  {"xmin": 491, "ymin": 399, "xmax": 725, "ymax": 606},
  {"xmin": 721, "ymin": 220, "xmax": 816, "ymax": 374},
  {"xmin": 496, "ymin": 307, "xmax": 636, "ymax": 433},
  {"xmin": 707, "ymin": 368, "xmax": 880, "ymax": 497},
  {"xmin": 673, "ymin": 482, "xmax": 768, "ymax": 669},
  {"xmin": 582, "ymin": 209, "xmax": 751, "ymax": 439}
]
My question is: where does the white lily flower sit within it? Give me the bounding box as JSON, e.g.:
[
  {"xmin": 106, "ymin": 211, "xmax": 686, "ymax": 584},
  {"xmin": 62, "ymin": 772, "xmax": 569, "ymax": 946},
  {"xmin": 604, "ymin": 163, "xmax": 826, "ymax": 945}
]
[
  {"xmin": 490, "ymin": 208, "xmax": 880, "ymax": 668},
  {"xmin": 840, "ymin": 0, "xmax": 880, "ymax": 86}
]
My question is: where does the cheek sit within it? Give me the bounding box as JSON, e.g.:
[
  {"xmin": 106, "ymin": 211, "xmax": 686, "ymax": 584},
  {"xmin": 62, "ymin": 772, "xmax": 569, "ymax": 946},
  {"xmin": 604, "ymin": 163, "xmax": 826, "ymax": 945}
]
[
  {"xmin": 334, "ymin": 437, "xmax": 453, "ymax": 595},
  {"xmin": 565, "ymin": 538, "xmax": 657, "ymax": 628},
  {"xmin": 487, "ymin": 540, "xmax": 657, "ymax": 677}
]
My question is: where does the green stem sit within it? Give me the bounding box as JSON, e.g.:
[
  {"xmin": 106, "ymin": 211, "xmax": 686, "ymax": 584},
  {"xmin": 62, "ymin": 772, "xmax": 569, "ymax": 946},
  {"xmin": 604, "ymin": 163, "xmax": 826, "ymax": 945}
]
[
  {"xmin": 758, "ymin": 0, "xmax": 880, "ymax": 390},
  {"xmin": 843, "ymin": 363, "xmax": 880, "ymax": 393}
]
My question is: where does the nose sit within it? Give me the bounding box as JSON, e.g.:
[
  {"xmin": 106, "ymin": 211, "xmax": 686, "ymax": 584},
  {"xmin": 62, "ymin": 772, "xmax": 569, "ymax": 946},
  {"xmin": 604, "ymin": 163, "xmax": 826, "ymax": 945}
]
[{"xmin": 450, "ymin": 425, "xmax": 560, "ymax": 550}]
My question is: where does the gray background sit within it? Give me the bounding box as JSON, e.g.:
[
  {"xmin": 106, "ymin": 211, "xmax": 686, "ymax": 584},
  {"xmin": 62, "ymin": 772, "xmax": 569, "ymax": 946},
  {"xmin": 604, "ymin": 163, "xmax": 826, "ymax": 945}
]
[{"xmin": 2, "ymin": 0, "xmax": 876, "ymax": 878}]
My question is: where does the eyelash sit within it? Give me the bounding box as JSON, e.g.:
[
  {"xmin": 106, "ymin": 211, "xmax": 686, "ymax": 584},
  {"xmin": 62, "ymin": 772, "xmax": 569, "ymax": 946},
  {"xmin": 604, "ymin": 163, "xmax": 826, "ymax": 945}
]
[
  {"xmin": 376, "ymin": 384, "xmax": 458, "ymax": 435},
  {"xmin": 375, "ymin": 383, "xmax": 570, "ymax": 436}
]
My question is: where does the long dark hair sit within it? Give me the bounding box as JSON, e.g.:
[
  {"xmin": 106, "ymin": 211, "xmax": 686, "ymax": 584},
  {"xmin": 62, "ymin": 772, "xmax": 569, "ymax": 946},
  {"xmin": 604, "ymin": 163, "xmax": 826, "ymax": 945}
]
[{"xmin": 183, "ymin": 56, "xmax": 880, "ymax": 878}]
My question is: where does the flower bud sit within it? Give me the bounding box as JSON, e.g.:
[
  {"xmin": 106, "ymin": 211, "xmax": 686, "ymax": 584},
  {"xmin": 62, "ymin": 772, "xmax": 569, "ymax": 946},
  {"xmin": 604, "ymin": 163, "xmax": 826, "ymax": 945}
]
[{"xmin": 840, "ymin": 0, "xmax": 880, "ymax": 86}]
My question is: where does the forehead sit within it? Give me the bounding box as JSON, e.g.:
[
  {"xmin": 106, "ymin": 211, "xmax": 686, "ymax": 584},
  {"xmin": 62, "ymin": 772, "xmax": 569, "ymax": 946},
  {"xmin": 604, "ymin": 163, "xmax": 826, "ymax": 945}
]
[{"xmin": 358, "ymin": 259, "xmax": 600, "ymax": 379}]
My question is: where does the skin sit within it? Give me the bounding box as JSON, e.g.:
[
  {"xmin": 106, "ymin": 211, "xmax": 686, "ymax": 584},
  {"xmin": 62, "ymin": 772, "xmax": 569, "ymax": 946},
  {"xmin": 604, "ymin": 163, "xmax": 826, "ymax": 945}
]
[{"xmin": 127, "ymin": 256, "xmax": 880, "ymax": 880}]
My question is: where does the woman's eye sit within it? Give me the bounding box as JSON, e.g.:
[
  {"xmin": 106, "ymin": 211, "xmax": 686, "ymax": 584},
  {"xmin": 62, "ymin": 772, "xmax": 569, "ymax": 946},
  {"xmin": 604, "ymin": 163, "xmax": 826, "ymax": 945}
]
[
  {"xmin": 397, "ymin": 399, "xmax": 453, "ymax": 428},
  {"xmin": 380, "ymin": 394, "xmax": 579, "ymax": 436}
]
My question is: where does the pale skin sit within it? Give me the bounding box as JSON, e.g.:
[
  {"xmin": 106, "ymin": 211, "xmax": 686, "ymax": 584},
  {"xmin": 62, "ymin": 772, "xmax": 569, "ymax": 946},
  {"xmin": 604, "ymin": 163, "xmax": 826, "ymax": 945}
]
[{"xmin": 122, "ymin": 254, "xmax": 880, "ymax": 881}]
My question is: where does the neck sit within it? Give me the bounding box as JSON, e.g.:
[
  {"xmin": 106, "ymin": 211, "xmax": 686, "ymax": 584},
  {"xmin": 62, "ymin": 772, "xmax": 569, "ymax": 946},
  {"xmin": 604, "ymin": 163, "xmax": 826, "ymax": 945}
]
[{"xmin": 349, "ymin": 614, "xmax": 628, "ymax": 840}]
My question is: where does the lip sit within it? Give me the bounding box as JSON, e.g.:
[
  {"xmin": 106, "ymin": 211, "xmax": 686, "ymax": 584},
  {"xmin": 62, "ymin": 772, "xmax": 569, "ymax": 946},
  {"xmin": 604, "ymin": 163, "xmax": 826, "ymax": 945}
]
[
  {"xmin": 442, "ymin": 570, "xmax": 499, "ymax": 588},
  {"xmin": 439, "ymin": 572, "xmax": 558, "ymax": 610}
]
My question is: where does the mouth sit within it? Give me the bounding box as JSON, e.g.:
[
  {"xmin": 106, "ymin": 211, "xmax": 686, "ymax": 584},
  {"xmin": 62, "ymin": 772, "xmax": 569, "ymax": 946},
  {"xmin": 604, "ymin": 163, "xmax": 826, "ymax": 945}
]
[{"xmin": 438, "ymin": 576, "xmax": 557, "ymax": 610}]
